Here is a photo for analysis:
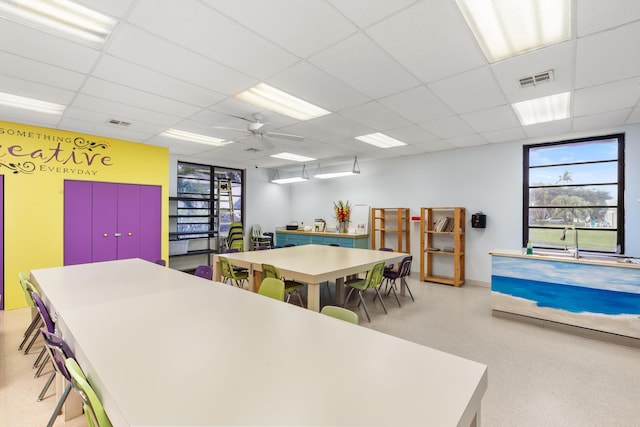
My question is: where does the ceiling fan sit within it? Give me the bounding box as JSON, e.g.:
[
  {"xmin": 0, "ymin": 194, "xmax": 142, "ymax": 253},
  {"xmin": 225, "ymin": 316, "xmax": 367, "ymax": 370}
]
[{"xmin": 213, "ymin": 113, "xmax": 304, "ymax": 149}]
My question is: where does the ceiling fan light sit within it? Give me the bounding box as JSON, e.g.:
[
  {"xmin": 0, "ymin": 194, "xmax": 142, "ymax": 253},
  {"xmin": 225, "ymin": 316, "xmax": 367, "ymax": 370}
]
[
  {"xmin": 235, "ymin": 83, "xmax": 330, "ymax": 121},
  {"xmin": 163, "ymin": 129, "xmax": 233, "ymax": 146}
]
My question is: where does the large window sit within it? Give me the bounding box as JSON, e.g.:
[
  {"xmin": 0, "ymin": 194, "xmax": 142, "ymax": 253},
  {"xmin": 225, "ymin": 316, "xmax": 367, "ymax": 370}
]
[
  {"xmin": 523, "ymin": 134, "xmax": 625, "ymax": 254},
  {"xmin": 176, "ymin": 162, "xmax": 244, "ymax": 239}
]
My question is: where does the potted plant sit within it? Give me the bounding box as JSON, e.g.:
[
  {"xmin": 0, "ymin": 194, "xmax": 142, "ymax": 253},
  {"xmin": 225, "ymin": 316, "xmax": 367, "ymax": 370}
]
[{"xmin": 333, "ymin": 200, "xmax": 351, "ymax": 233}]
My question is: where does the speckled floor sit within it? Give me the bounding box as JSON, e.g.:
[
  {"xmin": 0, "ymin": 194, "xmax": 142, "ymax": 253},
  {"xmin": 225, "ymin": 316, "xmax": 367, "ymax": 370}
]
[{"xmin": 2, "ymin": 275, "xmax": 639, "ymax": 427}]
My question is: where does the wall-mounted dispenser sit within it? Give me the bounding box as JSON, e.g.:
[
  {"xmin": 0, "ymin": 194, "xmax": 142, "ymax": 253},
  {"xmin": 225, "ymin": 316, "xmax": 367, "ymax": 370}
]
[{"xmin": 471, "ymin": 212, "xmax": 486, "ymax": 228}]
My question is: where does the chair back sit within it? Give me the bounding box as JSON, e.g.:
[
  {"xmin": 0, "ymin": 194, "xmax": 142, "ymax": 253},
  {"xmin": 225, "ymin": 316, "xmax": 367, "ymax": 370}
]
[
  {"xmin": 31, "ymin": 292, "xmax": 55, "ymax": 333},
  {"xmin": 321, "ymin": 306, "xmax": 359, "ymax": 324},
  {"xmin": 251, "ymin": 224, "xmax": 263, "ymax": 237},
  {"xmin": 258, "ymin": 278, "xmax": 285, "ymax": 301},
  {"xmin": 40, "ymin": 329, "xmax": 74, "ymax": 381},
  {"xmin": 399, "ymin": 256, "xmax": 413, "ymax": 278},
  {"xmin": 194, "ymin": 265, "xmax": 213, "ymax": 280},
  {"xmin": 261, "ymin": 263, "xmax": 280, "ymax": 280},
  {"xmin": 65, "ymin": 358, "xmax": 113, "ymax": 427},
  {"xmin": 229, "ymin": 239, "xmax": 244, "ymax": 252},
  {"xmin": 365, "ymin": 262, "xmax": 386, "ymax": 290},
  {"xmin": 19, "ymin": 272, "xmax": 36, "ymax": 308},
  {"xmin": 219, "ymin": 257, "xmax": 233, "ymax": 279},
  {"xmin": 154, "ymin": 259, "xmax": 166, "ymax": 266}
]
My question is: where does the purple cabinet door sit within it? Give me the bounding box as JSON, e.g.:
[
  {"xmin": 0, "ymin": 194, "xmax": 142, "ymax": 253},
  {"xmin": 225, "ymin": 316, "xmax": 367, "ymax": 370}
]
[
  {"xmin": 64, "ymin": 180, "xmax": 93, "ymax": 265},
  {"xmin": 0, "ymin": 175, "xmax": 3, "ymax": 309},
  {"xmin": 92, "ymin": 182, "xmax": 118, "ymax": 262},
  {"xmin": 140, "ymin": 185, "xmax": 161, "ymax": 262},
  {"xmin": 116, "ymin": 184, "xmax": 141, "ymax": 260}
]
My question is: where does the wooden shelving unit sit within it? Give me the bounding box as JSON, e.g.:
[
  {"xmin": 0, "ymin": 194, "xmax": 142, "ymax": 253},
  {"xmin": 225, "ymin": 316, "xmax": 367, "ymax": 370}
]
[
  {"xmin": 371, "ymin": 208, "xmax": 410, "ymax": 253},
  {"xmin": 420, "ymin": 207, "xmax": 465, "ymax": 286}
]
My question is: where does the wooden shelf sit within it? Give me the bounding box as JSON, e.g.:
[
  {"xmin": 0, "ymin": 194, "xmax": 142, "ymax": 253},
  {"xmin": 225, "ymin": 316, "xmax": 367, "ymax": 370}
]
[
  {"xmin": 371, "ymin": 208, "xmax": 410, "ymax": 253},
  {"xmin": 420, "ymin": 207, "xmax": 465, "ymax": 287}
]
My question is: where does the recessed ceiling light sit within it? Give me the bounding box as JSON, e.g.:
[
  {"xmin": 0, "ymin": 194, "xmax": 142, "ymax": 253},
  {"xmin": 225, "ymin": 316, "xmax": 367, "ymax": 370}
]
[
  {"xmin": 0, "ymin": 0, "xmax": 118, "ymax": 48},
  {"xmin": 235, "ymin": 83, "xmax": 331, "ymax": 121},
  {"xmin": 511, "ymin": 92, "xmax": 570, "ymax": 126},
  {"xmin": 163, "ymin": 129, "xmax": 233, "ymax": 147},
  {"xmin": 0, "ymin": 91, "xmax": 65, "ymax": 114},
  {"xmin": 355, "ymin": 133, "xmax": 407, "ymax": 148},
  {"xmin": 270, "ymin": 152, "xmax": 316, "ymax": 162},
  {"xmin": 455, "ymin": 0, "xmax": 571, "ymax": 62}
]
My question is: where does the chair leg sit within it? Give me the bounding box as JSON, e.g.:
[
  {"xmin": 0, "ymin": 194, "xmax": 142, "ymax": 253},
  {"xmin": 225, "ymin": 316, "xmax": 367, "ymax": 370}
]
[
  {"xmin": 35, "ymin": 353, "xmax": 50, "ymax": 377},
  {"xmin": 296, "ymin": 291, "xmax": 304, "ymax": 307},
  {"xmin": 38, "ymin": 371, "xmax": 56, "ymax": 401},
  {"xmin": 323, "ymin": 282, "xmax": 333, "ymax": 300},
  {"xmin": 387, "ymin": 281, "xmax": 401, "ymax": 307},
  {"xmin": 374, "ymin": 288, "xmax": 388, "ymax": 314},
  {"xmin": 402, "ymin": 277, "xmax": 415, "ymax": 302},
  {"xmin": 357, "ymin": 290, "xmax": 371, "ymax": 322},
  {"xmin": 24, "ymin": 325, "xmax": 41, "ymax": 354},
  {"xmin": 46, "ymin": 382, "xmax": 72, "ymax": 427},
  {"xmin": 18, "ymin": 314, "xmax": 41, "ymax": 350},
  {"xmin": 33, "ymin": 347, "xmax": 47, "ymax": 369},
  {"xmin": 344, "ymin": 288, "xmax": 356, "ymax": 308}
]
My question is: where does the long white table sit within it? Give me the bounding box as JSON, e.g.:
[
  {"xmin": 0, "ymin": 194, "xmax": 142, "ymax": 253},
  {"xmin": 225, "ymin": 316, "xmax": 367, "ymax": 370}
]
[
  {"xmin": 215, "ymin": 244, "xmax": 407, "ymax": 311},
  {"xmin": 31, "ymin": 258, "xmax": 487, "ymax": 427}
]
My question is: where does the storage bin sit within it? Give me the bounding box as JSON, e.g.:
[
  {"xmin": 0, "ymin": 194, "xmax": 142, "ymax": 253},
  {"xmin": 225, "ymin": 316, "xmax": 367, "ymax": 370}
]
[{"xmin": 169, "ymin": 240, "xmax": 189, "ymax": 255}]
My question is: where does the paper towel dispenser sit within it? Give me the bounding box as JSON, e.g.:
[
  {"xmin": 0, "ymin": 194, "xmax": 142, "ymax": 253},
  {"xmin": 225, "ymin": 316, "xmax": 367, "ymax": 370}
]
[{"xmin": 471, "ymin": 212, "xmax": 486, "ymax": 228}]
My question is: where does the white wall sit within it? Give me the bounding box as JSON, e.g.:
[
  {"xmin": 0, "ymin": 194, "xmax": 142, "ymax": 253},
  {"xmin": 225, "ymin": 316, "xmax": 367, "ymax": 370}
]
[{"xmin": 170, "ymin": 123, "xmax": 640, "ymax": 283}]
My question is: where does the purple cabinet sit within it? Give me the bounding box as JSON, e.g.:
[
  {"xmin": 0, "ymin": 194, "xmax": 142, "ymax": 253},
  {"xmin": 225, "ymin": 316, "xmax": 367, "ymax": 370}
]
[
  {"xmin": 64, "ymin": 181, "xmax": 161, "ymax": 265},
  {"xmin": 0, "ymin": 175, "xmax": 3, "ymax": 309}
]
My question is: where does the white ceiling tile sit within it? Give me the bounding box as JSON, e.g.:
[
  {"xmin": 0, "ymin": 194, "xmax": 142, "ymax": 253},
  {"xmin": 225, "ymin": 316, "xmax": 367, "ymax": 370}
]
[
  {"xmin": 72, "ymin": 94, "xmax": 181, "ymax": 127},
  {"xmin": 461, "ymin": 105, "xmax": 521, "ymax": 133},
  {"xmin": 58, "ymin": 116, "xmax": 156, "ymax": 143},
  {"xmin": 414, "ymin": 139, "xmax": 457, "ymax": 152},
  {"xmin": 0, "ymin": 20, "xmax": 101, "ymax": 72},
  {"xmin": 267, "ymin": 61, "xmax": 370, "ymax": 112},
  {"xmin": 339, "ymin": 102, "xmax": 410, "ymax": 131},
  {"xmin": 0, "ymin": 108, "xmax": 62, "ymax": 128},
  {"xmin": 420, "ymin": 116, "xmax": 475, "ymax": 139},
  {"xmin": 577, "ymin": 0, "xmax": 640, "ymax": 36},
  {"xmin": 445, "ymin": 134, "xmax": 487, "ymax": 148},
  {"xmin": 379, "ymin": 86, "xmax": 454, "ymax": 123},
  {"xmin": 0, "ymin": 51, "xmax": 86, "ymax": 91},
  {"xmin": 107, "ymin": 25, "xmax": 257, "ymax": 96},
  {"xmin": 572, "ymin": 109, "xmax": 631, "ymax": 132},
  {"xmin": 573, "ymin": 77, "xmax": 640, "ymax": 117},
  {"xmin": 306, "ymin": 113, "xmax": 375, "ymax": 139},
  {"xmin": 308, "ymin": 32, "xmax": 420, "ymax": 99},
  {"xmin": 481, "ymin": 127, "xmax": 527, "ymax": 144},
  {"xmin": 366, "ymin": 1, "xmax": 486, "ymax": 83},
  {"xmin": 205, "ymin": 0, "xmax": 357, "ymax": 57},
  {"xmin": 327, "ymin": 0, "xmax": 417, "ymax": 29},
  {"xmin": 428, "ymin": 67, "xmax": 507, "ymax": 114},
  {"xmin": 63, "ymin": 106, "xmax": 166, "ymax": 136},
  {"xmin": 522, "ymin": 119, "xmax": 573, "ymax": 139},
  {"xmin": 0, "ymin": 74, "xmax": 75, "ymax": 105},
  {"xmin": 93, "ymin": 55, "xmax": 225, "ymax": 108},
  {"xmin": 575, "ymin": 20, "xmax": 640, "ymax": 88},
  {"xmin": 128, "ymin": 0, "xmax": 298, "ymax": 79},
  {"xmin": 77, "ymin": 0, "xmax": 135, "ymax": 18},
  {"xmin": 384, "ymin": 125, "xmax": 439, "ymax": 144},
  {"xmin": 627, "ymin": 107, "xmax": 640, "ymax": 124},
  {"xmin": 491, "ymin": 42, "xmax": 574, "ymax": 103},
  {"xmin": 81, "ymin": 78, "xmax": 202, "ymax": 118}
]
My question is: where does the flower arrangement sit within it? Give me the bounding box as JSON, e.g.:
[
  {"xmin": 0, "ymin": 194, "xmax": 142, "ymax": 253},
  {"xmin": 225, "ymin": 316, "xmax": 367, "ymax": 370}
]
[{"xmin": 333, "ymin": 200, "xmax": 351, "ymax": 223}]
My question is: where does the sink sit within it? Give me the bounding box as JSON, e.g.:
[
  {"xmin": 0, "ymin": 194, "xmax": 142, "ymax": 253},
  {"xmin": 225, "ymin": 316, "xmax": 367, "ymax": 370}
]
[{"xmin": 531, "ymin": 250, "xmax": 633, "ymax": 264}]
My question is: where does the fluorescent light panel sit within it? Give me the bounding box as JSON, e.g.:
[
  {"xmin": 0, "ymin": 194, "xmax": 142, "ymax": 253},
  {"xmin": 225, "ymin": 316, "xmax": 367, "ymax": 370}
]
[
  {"xmin": 0, "ymin": 0, "xmax": 117, "ymax": 48},
  {"xmin": 271, "ymin": 176, "xmax": 308, "ymax": 184},
  {"xmin": 455, "ymin": 0, "xmax": 571, "ymax": 62},
  {"xmin": 270, "ymin": 152, "xmax": 316, "ymax": 162},
  {"xmin": 235, "ymin": 83, "xmax": 330, "ymax": 121},
  {"xmin": 0, "ymin": 91, "xmax": 65, "ymax": 114},
  {"xmin": 511, "ymin": 92, "xmax": 570, "ymax": 126},
  {"xmin": 314, "ymin": 171, "xmax": 358, "ymax": 179},
  {"xmin": 355, "ymin": 132, "xmax": 406, "ymax": 148},
  {"xmin": 163, "ymin": 129, "xmax": 232, "ymax": 147}
]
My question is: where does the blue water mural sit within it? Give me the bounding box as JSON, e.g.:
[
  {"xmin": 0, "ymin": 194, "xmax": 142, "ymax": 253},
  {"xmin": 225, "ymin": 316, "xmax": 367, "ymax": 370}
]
[{"xmin": 492, "ymin": 275, "xmax": 640, "ymax": 315}]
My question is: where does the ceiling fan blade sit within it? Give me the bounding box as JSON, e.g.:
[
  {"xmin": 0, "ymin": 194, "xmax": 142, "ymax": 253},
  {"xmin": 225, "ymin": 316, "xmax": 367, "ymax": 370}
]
[
  {"xmin": 211, "ymin": 126, "xmax": 250, "ymax": 133},
  {"xmin": 258, "ymin": 134, "xmax": 274, "ymax": 150},
  {"xmin": 265, "ymin": 132, "xmax": 304, "ymax": 142}
]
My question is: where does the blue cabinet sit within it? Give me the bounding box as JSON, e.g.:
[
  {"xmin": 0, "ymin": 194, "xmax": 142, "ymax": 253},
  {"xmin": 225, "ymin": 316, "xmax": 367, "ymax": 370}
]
[{"xmin": 276, "ymin": 230, "xmax": 369, "ymax": 248}]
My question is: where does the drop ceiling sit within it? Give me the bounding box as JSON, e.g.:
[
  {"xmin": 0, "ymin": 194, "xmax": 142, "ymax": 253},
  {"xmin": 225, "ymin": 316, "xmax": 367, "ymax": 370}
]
[{"xmin": 1, "ymin": 0, "xmax": 640, "ymax": 171}]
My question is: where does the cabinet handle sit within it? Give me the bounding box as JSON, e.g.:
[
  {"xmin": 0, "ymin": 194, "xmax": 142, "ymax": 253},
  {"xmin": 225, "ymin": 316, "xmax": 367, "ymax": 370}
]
[
  {"xmin": 103, "ymin": 233, "xmax": 108, "ymax": 237},
  {"xmin": 128, "ymin": 232, "xmax": 133, "ymax": 236},
  {"xmin": 114, "ymin": 232, "xmax": 122, "ymax": 237}
]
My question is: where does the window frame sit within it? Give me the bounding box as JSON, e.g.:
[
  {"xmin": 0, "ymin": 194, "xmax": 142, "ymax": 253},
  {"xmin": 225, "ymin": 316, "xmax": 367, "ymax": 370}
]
[{"xmin": 522, "ymin": 133, "xmax": 625, "ymax": 254}]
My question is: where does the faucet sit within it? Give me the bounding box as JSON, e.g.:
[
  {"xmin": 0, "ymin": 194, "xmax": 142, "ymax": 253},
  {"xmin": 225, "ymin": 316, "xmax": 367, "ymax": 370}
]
[{"xmin": 560, "ymin": 225, "xmax": 579, "ymax": 259}]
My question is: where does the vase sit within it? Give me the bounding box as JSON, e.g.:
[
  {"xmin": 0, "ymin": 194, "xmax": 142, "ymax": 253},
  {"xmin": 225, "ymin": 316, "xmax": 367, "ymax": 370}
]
[{"xmin": 339, "ymin": 221, "xmax": 349, "ymax": 233}]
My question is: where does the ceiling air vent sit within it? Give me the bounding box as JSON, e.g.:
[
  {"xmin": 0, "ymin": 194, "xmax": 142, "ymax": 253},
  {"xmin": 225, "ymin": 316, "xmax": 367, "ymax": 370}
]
[
  {"xmin": 519, "ymin": 70, "xmax": 554, "ymax": 88},
  {"xmin": 245, "ymin": 147, "xmax": 260, "ymax": 152},
  {"xmin": 107, "ymin": 119, "xmax": 131, "ymax": 126}
]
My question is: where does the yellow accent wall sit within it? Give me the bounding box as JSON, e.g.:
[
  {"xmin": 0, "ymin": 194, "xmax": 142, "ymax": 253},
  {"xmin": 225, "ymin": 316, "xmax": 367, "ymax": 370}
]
[{"xmin": 0, "ymin": 120, "xmax": 169, "ymax": 309}]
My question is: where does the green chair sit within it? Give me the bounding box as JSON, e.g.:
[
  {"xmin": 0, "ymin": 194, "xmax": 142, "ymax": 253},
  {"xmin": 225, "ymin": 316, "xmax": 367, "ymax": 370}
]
[
  {"xmin": 17, "ymin": 272, "xmax": 43, "ymax": 352},
  {"xmin": 261, "ymin": 263, "xmax": 304, "ymax": 306},
  {"xmin": 65, "ymin": 358, "xmax": 112, "ymax": 427},
  {"xmin": 258, "ymin": 277, "xmax": 285, "ymax": 301},
  {"xmin": 321, "ymin": 305, "xmax": 359, "ymax": 324},
  {"xmin": 343, "ymin": 261, "xmax": 387, "ymax": 322},
  {"xmin": 219, "ymin": 256, "xmax": 248, "ymax": 288}
]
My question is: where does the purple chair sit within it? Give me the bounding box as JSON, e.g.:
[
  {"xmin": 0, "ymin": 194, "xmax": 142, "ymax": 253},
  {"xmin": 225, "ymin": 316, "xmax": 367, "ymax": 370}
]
[
  {"xmin": 31, "ymin": 292, "xmax": 58, "ymax": 401},
  {"xmin": 382, "ymin": 256, "xmax": 414, "ymax": 306},
  {"xmin": 39, "ymin": 329, "xmax": 75, "ymax": 427},
  {"xmin": 154, "ymin": 259, "xmax": 166, "ymax": 266},
  {"xmin": 194, "ymin": 265, "xmax": 213, "ymax": 280}
]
